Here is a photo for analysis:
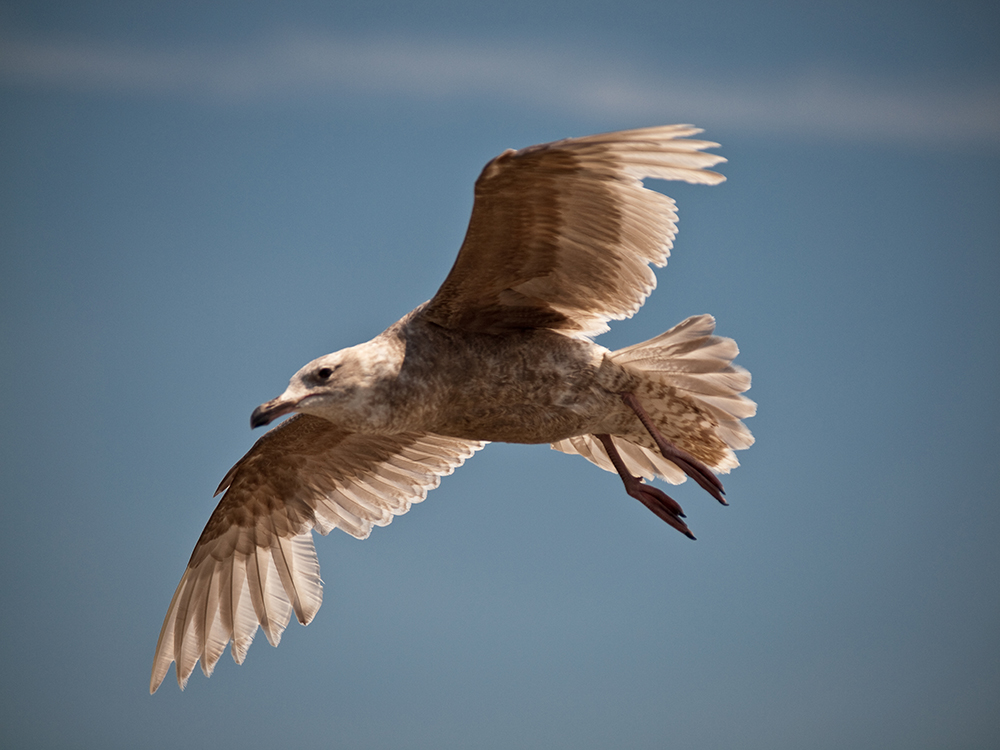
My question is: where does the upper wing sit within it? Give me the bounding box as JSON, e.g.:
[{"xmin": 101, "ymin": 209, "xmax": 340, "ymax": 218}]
[
  {"xmin": 420, "ymin": 125, "xmax": 725, "ymax": 338},
  {"xmin": 150, "ymin": 415, "xmax": 484, "ymax": 693}
]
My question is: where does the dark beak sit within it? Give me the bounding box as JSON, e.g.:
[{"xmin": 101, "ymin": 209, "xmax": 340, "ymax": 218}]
[{"xmin": 250, "ymin": 396, "xmax": 298, "ymax": 428}]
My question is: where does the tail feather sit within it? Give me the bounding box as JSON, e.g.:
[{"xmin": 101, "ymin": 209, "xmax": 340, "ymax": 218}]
[
  {"xmin": 551, "ymin": 434, "xmax": 688, "ymax": 483},
  {"xmin": 551, "ymin": 314, "xmax": 754, "ymax": 482}
]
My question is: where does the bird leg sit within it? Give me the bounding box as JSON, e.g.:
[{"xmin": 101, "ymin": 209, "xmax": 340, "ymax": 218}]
[
  {"xmin": 621, "ymin": 392, "xmax": 728, "ymax": 506},
  {"xmin": 595, "ymin": 434, "xmax": 695, "ymax": 540}
]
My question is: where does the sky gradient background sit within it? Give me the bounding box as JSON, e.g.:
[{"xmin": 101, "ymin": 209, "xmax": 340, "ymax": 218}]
[{"xmin": 2, "ymin": 2, "xmax": 999, "ymax": 748}]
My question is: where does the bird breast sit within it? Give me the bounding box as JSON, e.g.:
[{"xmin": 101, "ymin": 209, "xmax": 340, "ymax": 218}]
[{"xmin": 375, "ymin": 317, "xmax": 639, "ymax": 443}]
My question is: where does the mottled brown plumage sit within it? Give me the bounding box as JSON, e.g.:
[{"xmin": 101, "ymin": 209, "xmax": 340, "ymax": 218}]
[{"xmin": 151, "ymin": 124, "xmax": 755, "ymax": 693}]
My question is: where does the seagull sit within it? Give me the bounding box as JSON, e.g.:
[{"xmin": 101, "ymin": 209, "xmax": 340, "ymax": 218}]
[{"xmin": 150, "ymin": 124, "xmax": 755, "ymax": 693}]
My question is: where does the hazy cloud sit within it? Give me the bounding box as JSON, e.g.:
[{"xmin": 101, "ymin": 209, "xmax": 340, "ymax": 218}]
[{"xmin": 2, "ymin": 30, "xmax": 997, "ymax": 147}]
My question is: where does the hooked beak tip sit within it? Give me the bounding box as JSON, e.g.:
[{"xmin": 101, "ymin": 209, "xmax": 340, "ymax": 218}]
[{"xmin": 250, "ymin": 397, "xmax": 296, "ymax": 429}]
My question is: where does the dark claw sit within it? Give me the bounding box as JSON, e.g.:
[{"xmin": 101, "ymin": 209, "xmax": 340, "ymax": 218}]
[
  {"xmin": 632, "ymin": 484, "xmax": 696, "ymax": 540},
  {"xmin": 621, "ymin": 392, "xmax": 728, "ymax": 506},
  {"xmin": 595, "ymin": 433, "xmax": 696, "ymax": 540},
  {"xmin": 665, "ymin": 453, "xmax": 728, "ymax": 506}
]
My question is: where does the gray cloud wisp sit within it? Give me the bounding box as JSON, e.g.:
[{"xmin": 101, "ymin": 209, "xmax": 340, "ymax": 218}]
[{"xmin": 1, "ymin": 31, "xmax": 997, "ymax": 147}]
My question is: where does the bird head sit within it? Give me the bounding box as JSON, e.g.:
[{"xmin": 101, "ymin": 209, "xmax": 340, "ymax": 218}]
[{"xmin": 250, "ymin": 342, "xmax": 395, "ymax": 430}]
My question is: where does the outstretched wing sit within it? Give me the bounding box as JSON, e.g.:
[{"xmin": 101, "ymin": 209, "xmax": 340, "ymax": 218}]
[
  {"xmin": 151, "ymin": 415, "xmax": 484, "ymax": 693},
  {"xmin": 421, "ymin": 125, "xmax": 725, "ymax": 338}
]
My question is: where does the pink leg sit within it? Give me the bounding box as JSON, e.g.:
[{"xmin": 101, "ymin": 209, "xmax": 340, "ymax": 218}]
[
  {"xmin": 621, "ymin": 392, "xmax": 728, "ymax": 505},
  {"xmin": 596, "ymin": 434, "xmax": 695, "ymax": 540}
]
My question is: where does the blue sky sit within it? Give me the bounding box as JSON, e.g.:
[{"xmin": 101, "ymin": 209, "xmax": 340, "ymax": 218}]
[{"xmin": 1, "ymin": 2, "xmax": 998, "ymax": 749}]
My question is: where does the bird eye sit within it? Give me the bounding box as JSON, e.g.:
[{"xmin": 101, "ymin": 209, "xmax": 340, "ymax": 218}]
[{"xmin": 316, "ymin": 367, "xmax": 334, "ymax": 380}]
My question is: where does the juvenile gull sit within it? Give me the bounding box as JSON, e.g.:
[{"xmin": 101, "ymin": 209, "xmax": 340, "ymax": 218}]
[{"xmin": 150, "ymin": 124, "xmax": 755, "ymax": 693}]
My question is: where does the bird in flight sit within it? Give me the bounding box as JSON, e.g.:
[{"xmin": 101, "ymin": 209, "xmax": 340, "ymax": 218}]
[{"xmin": 151, "ymin": 124, "xmax": 755, "ymax": 693}]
